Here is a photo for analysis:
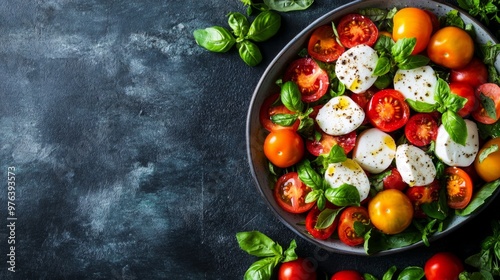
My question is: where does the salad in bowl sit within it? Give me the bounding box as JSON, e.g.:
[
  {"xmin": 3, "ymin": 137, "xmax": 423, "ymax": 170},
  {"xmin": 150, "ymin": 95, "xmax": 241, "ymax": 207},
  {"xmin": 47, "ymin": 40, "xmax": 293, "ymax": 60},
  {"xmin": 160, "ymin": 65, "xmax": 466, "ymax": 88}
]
[{"xmin": 246, "ymin": 0, "xmax": 500, "ymax": 255}]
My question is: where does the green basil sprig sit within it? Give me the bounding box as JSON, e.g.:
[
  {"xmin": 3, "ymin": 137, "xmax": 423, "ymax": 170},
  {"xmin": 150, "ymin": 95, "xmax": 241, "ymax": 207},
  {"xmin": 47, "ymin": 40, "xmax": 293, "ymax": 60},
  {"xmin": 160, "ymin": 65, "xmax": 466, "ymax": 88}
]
[
  {"xmin": 236, "ymin": 231, "xmax": 298, "ymax": 280},
  {"xmin": 193, "ymin": 26, "xmax": 236, "ymax": 53},
  {"xmin": 241, "ymin": 0, "xmax": 314, "ymax": 15},
  {"xmin": 246, "ymin": 10, "xmax": 281, "ymax": 42}
]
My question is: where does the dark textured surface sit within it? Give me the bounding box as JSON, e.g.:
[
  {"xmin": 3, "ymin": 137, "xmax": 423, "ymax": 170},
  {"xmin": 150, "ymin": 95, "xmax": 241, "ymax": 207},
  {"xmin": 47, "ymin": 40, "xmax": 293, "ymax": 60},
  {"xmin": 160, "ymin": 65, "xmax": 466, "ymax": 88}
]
[{"xmin": 0, "ymin": 0, "xmax": 499, "ymax": 279}]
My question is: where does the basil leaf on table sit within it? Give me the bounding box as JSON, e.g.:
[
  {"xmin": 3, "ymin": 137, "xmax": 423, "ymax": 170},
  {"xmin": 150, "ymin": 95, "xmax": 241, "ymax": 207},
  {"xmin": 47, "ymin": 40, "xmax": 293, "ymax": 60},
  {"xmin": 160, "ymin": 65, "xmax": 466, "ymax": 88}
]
[
  {"xmin": 263, "ymin": 0, "xmax": 314, "ymax": 12},
  {"xmin": 243, "ymin": 256, "xmax": 280, "ymax": 280},
  {"xmin": 398, "ymin": 266, "xmax": 425, "ymax": 280},
  {"xmin": 227, "ymin": 12, "xmax": 250, "ymax": 39},
  {"xmin": 237, "ymin": 40, "xmax": 263, "ymax": 66},
  {"xmin": 236, "ymin": 231, "xmax": 283, "ymax": 257},
  {"xmin": 246, "ymin": 10, "xmax": 281, "ymax": 42},
  {"xmin": 193, "ymin": 26, "xmax": 235, "ymax": 52}
]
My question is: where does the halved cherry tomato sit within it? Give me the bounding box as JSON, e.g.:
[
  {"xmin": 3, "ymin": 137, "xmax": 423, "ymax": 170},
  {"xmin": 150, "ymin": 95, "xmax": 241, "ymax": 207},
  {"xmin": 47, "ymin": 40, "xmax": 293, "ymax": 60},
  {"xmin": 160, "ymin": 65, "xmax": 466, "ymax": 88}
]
[
  {"xmin": 368, "ymin": 189, "xmax": 414, "ymax": 235},
  {"xmin": 405, "ymin": 180, "xmax": 440, "ymax": 218},
  {"xmin": 424, "ymin": 252, "xmax": 464, "ymax": 280},
  {"xmin": 472, "ymin": 83, "xmax": 500, "ymax": 124},
  {"xmin": 308, "ymin": 25, "xmax": 345, "ymax": 62},
  {"xmin": 337, "ymin": 13, "xmax": 378, "ymax": 48},
  {"xmin": 306, "ymin": 130, "xmax": 356, "ymax": 156},
  {"xmin": 331, "ymin": 270, "xmax": 364, "ymax": 280},
  {"xmin": 264, "ymin": 129, "xmax": 304, "ymax": 168},
  {"xmin": 383, "ymin": 167, "xmax": 408, "ymax": 191},
  {"xmin": 450, "ymin": 57, "xmax": 489, "ymax": 89},
  {"xmin": 338, "ymin": 206, "xmax": 370, "ymax": 246},
  {"xmin": 259, "ymin": 93, "xmax": 300, "ymax": 132},
  {"xmin": 445, "ymin": 167, "xmax": 473, "ymax": 209},
  {"xmin": 274, "ymin": 172, "xmax": 314, "ymax": 214},
  {"xmin": 350, "ymin": 88, "xmax": 376, "ymax": 110},
  {"xmin": 427, "ymin": 26, "xmax": 474, "ymax": 69},
  {"xmin": 449, "ymin": 82, "xmax": 477, "ymax": 117},
  {"xmin": 404, "ymin": 113, "xmax": 438, "ymax": 146},
  {"xmin": 367, "ymin": 89, "xmax": 410, "ymax": 132},
  {"xmin": 278, "ymin": 258, "xmax": 317, "ymax": 280},
  {"xmin": 392, "ymin": 7, "xmax": 433, "ymax": 54},
  {"xmin": 474, "ymin": 137, "xmax": 500, "ymax": 182},
  {"xmin": 305, "ymin": 205, "xmax": 338, "ymax": 240},
  {"xmin": 283, "ymin": 58, "xmax": 329, "ymax": 103}
]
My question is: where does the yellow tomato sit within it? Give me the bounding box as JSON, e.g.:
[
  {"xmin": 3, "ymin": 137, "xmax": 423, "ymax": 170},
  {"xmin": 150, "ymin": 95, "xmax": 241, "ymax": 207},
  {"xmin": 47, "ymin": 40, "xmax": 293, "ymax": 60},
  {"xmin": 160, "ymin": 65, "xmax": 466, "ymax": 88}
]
[
  {"xmin": 392, "ymin": 7, "xmax": 433, "ymax": 54},
  {"xmin": 368, "ymin": 189, "xmax": 414, "ymax": 235},
  {"xmin": 474, "ymin": 137, "xmax": 500, "ymax": 182},
  {"xmin": 427, "ymin": 26, "xmax": 474, "ymax": 69}
]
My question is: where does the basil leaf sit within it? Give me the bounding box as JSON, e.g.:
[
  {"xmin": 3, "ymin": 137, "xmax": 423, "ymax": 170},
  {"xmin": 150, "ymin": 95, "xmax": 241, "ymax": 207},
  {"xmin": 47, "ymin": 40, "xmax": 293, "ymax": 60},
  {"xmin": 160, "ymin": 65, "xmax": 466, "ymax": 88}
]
[
  {"xmin": 434, "ymin": 78, "xmax": 450, "ymax": 107},
  {"xmin": 315, "ymin": 207, "xmax": 343, "ymax": 229},
  {"xmin": 324, "ymin": 184, "xmax": 360, "ymax": 206},
  {"xmin": 358, "ymin": 7, "xmax": 388, "ymax": 22},
  {"xmin": 364, "ymin": 229, "xmax": 422, "ymax": 255},
  {"xmin": 456, "ymin": 179, "xmax": 500, "ymax": 216},
  {"xmin": 282, "ymin": 239, "xmax": 298, "ymax": 262},
  {"xmin": 305, "ymin": 189, "xmax": 322, "ymax": 203},
  {"xmin": 479, "ymin": 144, "xmax": 499, "ymax": 163},
  {"xmin": 326, "ymin": 145, "xmax": 347, "ymax": 163},
  {"xmin": 397, "ymin": 55, "xmax": 430, "ymax": 70},
  {"xmin": 392, "ymin": 38, "xmax": 416, "ymax": 62},
  {"xmin": 374, "ymin": 34, "xmax": 394, "ymax": 53},
  {"xmin": 297, "ymin": 159, "xmax": 323, "ymax": 189},
  {"xmin": 397, "ymin": 266, "xmax": 425, "ymax": 280},
  {"xmin": 406, "ymin": 99, "xmax": 437, "ymax": 113},
  {"xmin": 193, "ymin": 26, "xmax": 236, "ymax": 53},
  {"xmin": 243, "ymin": 256, "xmax": 280, "ymax": 280},
  {"xmin": 383, "ymin": 266, "xmax": 398, "ymax": 280},
  {"xmin": 281, "ymin": 81, "xmax": 304, "ymax": 112},
  {"xmin": 236, "ymin": 231, "xmax": 283, "ymax": 257},
  {"xmin": 363, "ymin": 274, "xmax": 378, "ymax": 280},
  {"xmin": 228, "ymin": 12, "xmax": 250, "ymax": 38},
  {"xmin": 374, "ymin": 74, "xmax": 392, "ymax": 89},
  {"xmin": 477, "ymin": 121, "xmax": 500, "ymax": 139},
  {"xmin": 479, "ymin": 92, "xmax": 498, "ymax": 119},
  {"xmin": 442, "ymin": 110, "xmax": 467, "ymax": 146},
  {"xmin": 445, "ymin": 92, "xmax": 467, "ymax": 113},
  {"xmin": 270, "ymin": 113, "xmax": 298, "ymax": 127},
  {"xmin": 237, "ymin": 40, "xmax": 262, "ymax": 66},
  {"xmin": 263, "ymin": 0, "xmax": 314, "ymax": 12},
  {"xmin": 247, "ymin": 11, "xmax": 281, "ymax": 42},
  {"xmin": 373, "ymin": 56, "xmax": 391, "ymax": 76}
]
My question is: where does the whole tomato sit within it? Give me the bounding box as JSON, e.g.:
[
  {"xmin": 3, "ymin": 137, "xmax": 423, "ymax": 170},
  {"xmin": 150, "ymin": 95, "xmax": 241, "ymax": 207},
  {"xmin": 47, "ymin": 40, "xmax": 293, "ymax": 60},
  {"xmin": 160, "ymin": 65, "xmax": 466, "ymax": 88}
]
[
  {"xmin": 278, "ymin": 258, "xmax": 317, "ymax": 280},
  {"xmin": 368, "ymin": 189, "xmax": 413, "ymax": 235},
  {"xmin": 264, "ymin": 129, "xmax": 304, "ymax": 168},
  {"xmin": 331, "ymin": 270, "xmax": 364, "ymax": 280},
  {"xmin": 427, "ymin": 26, "xmax": 474, "ymax": 69},
  {"xmin": 474, "ymin": 137, "xmax": 500, "ymax": 182},
  {"xmin": 392, "ymin": 7, "xmax": 433, "ymax": 54},
  {"xmin": 450, "ymin": 57, "xmax": 488, "ymax": 88},
  {"xmin": 424, "ymin": 252, "xmax": 464, "ymax": 280}
]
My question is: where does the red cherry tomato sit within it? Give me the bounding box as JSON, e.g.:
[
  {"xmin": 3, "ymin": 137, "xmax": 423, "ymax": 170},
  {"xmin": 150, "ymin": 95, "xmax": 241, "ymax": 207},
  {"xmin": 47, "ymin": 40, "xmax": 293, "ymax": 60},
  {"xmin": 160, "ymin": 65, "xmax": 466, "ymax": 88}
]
[
  {"xmin": 405, "ymin": 180, "xmax": 440, "ymax": 218},
  {"xmin": 278, "ymin": 258, "xmax": 317, "ymax": 280},
  {"xmin": 383, "ymin": 168, "xmax": 408, "ymax": 191},
  {"xmin": 259, "ymin": 93, "xmax": 300, "ymax": 132},
  {"xmin": 404, "ymin": 113, "xmax": 438, "ymax": 147},
  {"xmin": 264, "ymin": 129, "xmax": 304, "ymax": 168},
  {"xmin": 424, "ymin": 252, "xmax": 464, "ymax": 280},
  {"xmin": 338, "ymin": 206, "xmax": 370, "ymax": 246},
  {"xmin": 308, "ymin": 25, "xmax": 345, "ymax": 62},
  {"xmin": 306, "ymin": 130, "xmax": 356, "ymax": 156},
  {"xmin": 367, "ymin": 89, "xmax": 410, "ymax": 132},
  {"xmin": 274, "ymin": 172, "xmax": 315, "ymax": 214},
  {"xmin": 305, "ymin": 205, "xmax": 338, "ymax": 240},
  {"xmin": 337, "ymin": 13, "xmax": 378, "ymax": 48},
  {"xmin": 472, "ymin": 83, "xmax": 500, "ymax": 124},
  {"xmin": 331, "ymin": 270, "xmax": 364, "ymax": 280},
  {"xmin": 283, "ymin": 58, "xmax": 330, "ymax": 103},
  {"xmin": 449, "ymin": 82, "xmax": 477, "ymax": 117},
  {"xmin": 445, "ymin": 167, "xmax": 473, "ymax": 210},
  {"xmin": 450, "ymin": 57, "xmax": 488, "ymax": 89}
]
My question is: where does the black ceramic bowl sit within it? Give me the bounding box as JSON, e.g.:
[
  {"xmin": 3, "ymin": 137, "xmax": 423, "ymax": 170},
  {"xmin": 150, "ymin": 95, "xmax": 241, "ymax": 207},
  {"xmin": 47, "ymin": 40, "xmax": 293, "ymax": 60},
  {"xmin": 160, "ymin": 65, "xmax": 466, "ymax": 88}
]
[{"xmin": 247, "ymin": 0, "xmax": 500, "ymax": 255}]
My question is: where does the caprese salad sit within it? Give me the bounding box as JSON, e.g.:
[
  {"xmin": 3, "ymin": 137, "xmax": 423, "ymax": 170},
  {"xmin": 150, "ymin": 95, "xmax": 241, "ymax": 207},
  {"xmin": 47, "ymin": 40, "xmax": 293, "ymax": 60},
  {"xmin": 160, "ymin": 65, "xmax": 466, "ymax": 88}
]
[{"xmin": 259, "ymin": 6, "xmax": 500, "ymax": 253}]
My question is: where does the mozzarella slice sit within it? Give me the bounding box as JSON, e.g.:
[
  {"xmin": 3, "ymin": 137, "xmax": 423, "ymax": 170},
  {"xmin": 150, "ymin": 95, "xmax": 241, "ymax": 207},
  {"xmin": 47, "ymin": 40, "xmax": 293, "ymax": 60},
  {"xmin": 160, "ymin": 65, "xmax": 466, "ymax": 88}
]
[
  {"xmin": 325, "ymin": 159, "xmax": 370, "ymax": 201},
  {"xmin": 435, "ymin": 119, "xmax": 479, "ymax": 167},
  {"xmin": 335, "ymin": 44, "xmax": 378, "ymax": 94},
  {"xmin": 395, "ymin": 144, "xmax": 436, "ymax": 186},
  {"xmin": 315, "ymin": 95, "xmax": 365, "ymax": 136},
  {"xmin": 352, "ymin": 128, "xmax": 396, "ymax": 174},
  {"xmin": 393, "ymin": 66, "xmax": 438, "ymax": 109}
]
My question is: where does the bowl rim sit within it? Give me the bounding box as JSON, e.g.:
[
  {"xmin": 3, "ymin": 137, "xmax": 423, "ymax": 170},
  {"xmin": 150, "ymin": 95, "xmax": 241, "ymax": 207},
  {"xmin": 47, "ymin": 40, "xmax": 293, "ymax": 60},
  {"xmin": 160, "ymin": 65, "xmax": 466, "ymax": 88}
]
[{"xmin": 246, "ymin": 0, "xmax": 500, "ymax": 256}]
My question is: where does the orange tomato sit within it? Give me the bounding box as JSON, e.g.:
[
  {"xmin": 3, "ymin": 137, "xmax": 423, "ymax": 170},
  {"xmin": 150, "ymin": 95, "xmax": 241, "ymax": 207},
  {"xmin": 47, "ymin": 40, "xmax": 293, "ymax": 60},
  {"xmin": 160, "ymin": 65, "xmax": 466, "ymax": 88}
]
[
  {"xmin": 263, "ymin": 129, "xmax": 304, "ymax": 168},
  {"xmin": 427, "ymin": 26, "xmax": 474, "ymax": 69},
  {"xmin": 368, "ymin": 189, "xmax": 414, "ymax": 235},
  {"xmin": 392, "ymin": 7, "xmax": 433, "ymax": 54},
  {"xmin": 474, "ymin": 137, "xmax": 500, "ymax": 182}
]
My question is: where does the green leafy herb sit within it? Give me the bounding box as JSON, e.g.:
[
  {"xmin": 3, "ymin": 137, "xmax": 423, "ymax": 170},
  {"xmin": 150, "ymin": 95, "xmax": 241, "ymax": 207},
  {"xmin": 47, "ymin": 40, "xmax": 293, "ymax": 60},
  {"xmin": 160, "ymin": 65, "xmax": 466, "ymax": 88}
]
[
  {"xmin": 464, "ymin": 219, "xmax": 500, "ymax": 277},
  {"xmin": 442, "ymin": 110, "xmax": 467, "ymax": 146},
  {"xmin": 247, "ymin": 11, "xmax": 281, "ymax": 42},
  {"xmin": 227, "ymin": 12, "xmax": 250, "ymax": 39},
  {"xmin": 193, "ymin": 26, "xmax": 236, "ymax": 52},
  {"xmin": 479, "ymin": 92, "xmax": 498, "ymax": 119},
  {"xmin": 324, "ymin": 183, "xmax": 360, "ymax": 206},
  {"xmin": 456, "ymin": 179, "xmax": 500, "ymax": 216},
  {"xmin": 280, "ymin": 81, "xmax": 304, "ymax": 112},
  {"xmin": 263, "ymin": 0, "xmax": 314, "ymax": 12},
  {"xmin": 477, "ymin": 121, "xmax": 500, "ymax": 139},
  {"xmin": 315, "ymin": 207, "xmax": 343, "ymax": 229},
  {"xmin": 237, "ymin": 40, "xmax": 263, "ymax": 66}
]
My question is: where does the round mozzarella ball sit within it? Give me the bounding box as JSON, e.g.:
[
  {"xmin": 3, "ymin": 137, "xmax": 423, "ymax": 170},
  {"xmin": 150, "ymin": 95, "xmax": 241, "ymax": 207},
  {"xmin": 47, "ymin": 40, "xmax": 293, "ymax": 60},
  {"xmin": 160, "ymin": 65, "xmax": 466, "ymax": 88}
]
[
  {"xmin": 325, "ymin": 159, "xmax": 370, "ymax": 201},
  {"xmin": 395, "ymin": 144, "xmax": 436, "ymax": 186},
  {"xmin": 352, "ymin": 128, "xmax": 396, "ymax": 174},
  {"xmin": 393, "ymin": 66, "xmax": 438, "ymax": 109},
  {"xmin": 435, "ymin": 119, "xmax": 479, "ymax": 167},
  {"xmin": 315, "ymin": 95, "xmax": 365, "ymax": 136},
  {"xmin": 335, "ymin": 44, "xmax": 378, "ymax": 94}
]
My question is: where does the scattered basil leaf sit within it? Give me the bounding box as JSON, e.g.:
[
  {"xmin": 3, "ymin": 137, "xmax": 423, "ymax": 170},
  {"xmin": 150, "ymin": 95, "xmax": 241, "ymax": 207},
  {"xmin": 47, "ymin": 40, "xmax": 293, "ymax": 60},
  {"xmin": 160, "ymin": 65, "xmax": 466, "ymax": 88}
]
[
  {"xmin": 227, "ymin": 12, "xmax": 250, "ymax": 39},
  {"xmin": 398, "ymin": 266, "xmax": 425, "ymax": 280},
  {"xmin": 247, "ymin": 11, "xmax": 281, "ymax": 42},
  {"xmin": 243, "ymin": 256, "xmax": 280, "ymax": 280},
  {"xmin": 282, "ymin": 240, "xmax": 298, "ymax": 262},
  {"xmin": 325, "ymin": 184, "xmax": 360, "ymax": 206},
  {"xmin": 193, "ymin": 26, "xmax": 236, "ymax": 53},
  {"xmin": 263, "ymin": 0, "xmax": 314, "ymax": 12},
  {"xmin": 281, "ymin": 81, "xmax": 304, "ymax": 112},
  {"xmin": 236, "ymin": 231, "xmax": 283, "ymax": 257},
  {"xmin": 441, "ymin": 110, "xmax": 467, "ymax": 146},
  {"xmin": 392, "ymin": 38, "xmax": 416, "ymax": 63},
  {"xmin": 383, "ymin": 265, "xmax": 398, "ymax": 280},
  {"xmin": 237, "ymin": 40, "xmax": 263, "ymax": 66}
]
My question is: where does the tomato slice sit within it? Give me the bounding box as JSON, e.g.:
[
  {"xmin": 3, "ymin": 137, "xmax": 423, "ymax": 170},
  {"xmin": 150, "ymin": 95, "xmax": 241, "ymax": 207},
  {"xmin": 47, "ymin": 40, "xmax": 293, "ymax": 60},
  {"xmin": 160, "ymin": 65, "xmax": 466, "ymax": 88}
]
[
  {"xmin": 367, "ymin": 89, "xmax": 410, "ymax": 132},
  {"xmin": 445, "ymin": 167, "xmax": 473, "ymax": 209},
  {"xmin": 283, "ymin": 58, "xmax": 329, "ymax": 103},
  {"xmin": 305, "ymin": 206, "xmax": 338, "ymax": 240},
  {"xmin": 382, "ymin": 167, "xmax": 408, "ymax": 191},
  {"xmin": 259, "ymin": 93, "xmax": 300, "ymax": 132},
  {"xmin": 405, "ymin": 180, "xmax": 440, "ymax": 218},
  {"xmin": 274, "ymin": 172, "xmax": 314, "ymax": 214},
  {"xmin": 337, "ymin": 206, "xmax": 370, "ymax": 246},
  {"xmin": 307, "ymin": 25, "xmax": 345, "ymax": 62},
  {"xmin": 404, "ymin": 113, "xmax": 438, "ymax": 147},
  {"xmin": 337, "ymin": 13, "xmax": 378, "ymax": 48},
  {"xmin": 472, "ymin": 83, "xmax": 500, "ymax": 124},
  {"xmin": 306, "ymin": 130, "xmax": 356, "ymax": 156}
]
